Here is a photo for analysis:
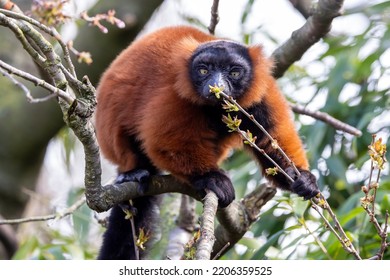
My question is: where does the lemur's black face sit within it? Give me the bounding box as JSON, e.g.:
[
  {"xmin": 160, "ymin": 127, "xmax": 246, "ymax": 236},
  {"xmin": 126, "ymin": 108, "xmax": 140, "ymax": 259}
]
[{"xmin": 189, "ymin": 41, "xmax": 253, "ymax": 103}]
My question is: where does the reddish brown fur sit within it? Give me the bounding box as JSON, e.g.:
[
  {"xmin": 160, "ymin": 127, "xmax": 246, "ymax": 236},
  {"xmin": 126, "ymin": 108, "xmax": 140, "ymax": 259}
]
[{"xmin": 95, "ymin": 26, "xmax": 308, "ymax": 183}]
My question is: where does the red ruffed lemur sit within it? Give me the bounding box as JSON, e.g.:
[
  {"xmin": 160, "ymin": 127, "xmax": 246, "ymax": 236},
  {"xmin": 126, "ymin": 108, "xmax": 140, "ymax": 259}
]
[{"xmin": 95, "ymin": 26, "xmax": 319, "ymax": 259}]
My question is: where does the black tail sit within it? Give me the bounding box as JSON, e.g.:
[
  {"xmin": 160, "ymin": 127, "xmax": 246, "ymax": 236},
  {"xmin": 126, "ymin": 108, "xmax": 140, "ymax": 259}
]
[{"xmin": 98, "ymin": 196, "xmax": 159, "ymax": 260}]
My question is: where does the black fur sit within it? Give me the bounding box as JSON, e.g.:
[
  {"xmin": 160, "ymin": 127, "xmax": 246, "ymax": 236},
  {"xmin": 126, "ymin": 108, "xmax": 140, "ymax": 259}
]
[
  {"xmin": 189, "ymin": 41, "xmax": 253, "ymax": 101},
  {"xmin": 98, "ymin": 133, "xmax": 161, "ymax": 260},
  {"xmin": 242, "ymin": 101, "xmax": 292, "ymax": 188},
  {"xmin": 190, "ymin": 169, "xmax": 235, "ymax": 208},
  {"xmin": 98, "ymin": 196, "xmax": 159, "ymax": 259},
  {"xmin": 287, "ymin": 168, "xmax": 319, "ymax": 200},
  {"xmin": 240, "ymin": 101, "xmax": 318, "ymax": 198},
  {"xmin": 98, "ymin": 169, "xmax": 158, "ymax": 260},
  {"xmin": 127, "ymin": 136, "xmax": 158, "ymax": 173}
]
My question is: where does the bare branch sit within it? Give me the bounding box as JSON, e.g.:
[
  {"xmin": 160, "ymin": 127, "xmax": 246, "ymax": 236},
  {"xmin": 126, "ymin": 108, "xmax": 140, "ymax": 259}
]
[
  {"xmin": 291, "ymin": 103, "xmax": 362, "ymax": 136},
  {"xmin": 0, "ymin": 5, "xmax": 100, "ymax": 217},
  {"xmin": 0, "ymin": 66, "xmax": 32, "ymax": 100},
  {"xmin": 361, "ymin": 135, "xmax": 389, "ymax": 259},
  {"xmin": 272, "ymin": 0, "xmax": 345, "ymax": 78},
  {"xmin": 288, "ymin": 0, "xmax": 312, "ymax": 19},
  {"xmin": 208, "ymin": 0, "xmax": 220, "ymax": 35},
  {"xmin": 0, "ymin": 196, "xmax": 86, "ymax": 225},
  {"xmin": 0, "ymin": 8, "xmax": 77, "ymax": 77},
  {"xmin": 0, "ymin": 0, "xmax": 23, "ymax": 14},
  {"xmin": 0, "ymin": 59, "xmax": 72, "ymax": 104},
  {"xmin": 195, "ymin": 191, "xmax": 218, "ymax": 260},
  {"xmin": 311, "ymin": 194, "xmax": 362, "ymax": 260},
  {"xmin": 212, "ymin": 184, "xmax": 277, "ymax": 259},
  {"xmin": 0, "ymin": 13, "xmax": 46, "ymax": 64},
  {"xmin": 80, "ymin": 10, "xmax": 125, "ymax": 34},
  {"xmin": 211, "ymin": 86, "xmax": 301, "ymax": 179},
  {"xmin": 212, "ymin": 242, "xmax": 230, "ymax": 260},
  {"xmin": 0, "ymin": 9, "xmax": 77, "ymax": 113}
]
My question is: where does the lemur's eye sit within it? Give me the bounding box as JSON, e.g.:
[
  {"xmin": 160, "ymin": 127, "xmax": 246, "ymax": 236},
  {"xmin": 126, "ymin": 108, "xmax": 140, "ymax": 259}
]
[
  {"xmin": 199, "ymin": 68, "xmax": 208, "ymax": 75},
  {"xmin": 230, "ymin": 71, "xmax": 241, "ymax": 78}
]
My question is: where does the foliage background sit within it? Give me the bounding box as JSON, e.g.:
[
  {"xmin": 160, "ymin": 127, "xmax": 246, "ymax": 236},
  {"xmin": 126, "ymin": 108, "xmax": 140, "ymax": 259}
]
[{"xmin": 0, "ymin": 0, "xmax": 389, "ymax": 260}]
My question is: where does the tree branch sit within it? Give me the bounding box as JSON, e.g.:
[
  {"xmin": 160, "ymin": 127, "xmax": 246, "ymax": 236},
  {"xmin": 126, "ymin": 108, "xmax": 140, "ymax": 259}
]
[
  {"xmin": 0, "ymin": 196, "xmax": 86, "ymax": 225},
  {"xmin": 291, "ymin": 103, "xmax": 362, "ymax": 136},
  {"xmin": 272, "ymin": 0, "xmax": 344, "ymax": 78},
  {"xmin": 288, "ymin": 0, "xmax": 312, "ymax": 19},
  {"xmin": 311, "ymin": 198, "xmax": 362, "ymax": 260},
  {"xmin": 2, "ymin": 0, "xmax": 365, "ymax": 261},
  {"xmin": 0, "ymin": 59, "xmax": 72, "ymax": 104},
  {"xmin": 208, "ymin": 0, "xmax": 220, "ymax": 35},
  {"xmin": 0, "ymin": 8, "xmax": 77, "ymax": 77},
  {"xmin": 212, "ymin": 184, "xmax": 277, "ymax": 259},
  {"xmin": 195, "ymin": 191, "xmax": 218, "ymax": 260},
  {"xmin": 0, "ymin": 0, "xmax": 22, "ymax": 15}
]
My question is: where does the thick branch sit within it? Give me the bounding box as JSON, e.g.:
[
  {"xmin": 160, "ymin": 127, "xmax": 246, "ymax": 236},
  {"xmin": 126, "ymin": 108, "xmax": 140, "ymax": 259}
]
[
  {"xmin": 86, "ymin": 175, "xmax": 201, "ymax": 213},
  {"xmin": 195, "ymin": 191, "xmax": 218, "ymax": 260},
  {"xmin": 212, "ymin": 184, "xmax": 277, "ymax": 259},
  {"xmin": 288, "ymin": 0, "xmax": 312, "ymax": 19},
  {"xmin": 272, "ymin": 0, "xmax": 344, "ymax": 78},
  {"xmin": 0, "ymin": 8, "xmax": 76, "ymax": 77},
  {"xmin": 208, "ymin": 0, "xmax": 220, "ymax": 35}
]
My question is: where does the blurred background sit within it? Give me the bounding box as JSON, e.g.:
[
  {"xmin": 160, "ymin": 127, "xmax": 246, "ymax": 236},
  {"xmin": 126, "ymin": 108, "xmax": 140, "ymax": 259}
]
[{"xmin": 0, "ymin": 0, "xmax": 389, "ymax": 259}]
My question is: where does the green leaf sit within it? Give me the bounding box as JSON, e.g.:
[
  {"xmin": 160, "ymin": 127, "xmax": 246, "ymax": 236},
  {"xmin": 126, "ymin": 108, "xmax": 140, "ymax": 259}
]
[
  {"xmin": 381, "ymin": 194, "xmax": 390, "ymax": 216},
  {"xmin": 291, "ymin": 197, "xmax": 311, "ymax": 218},
  {"xmin": 67, "ymin": 188, "xmax": 91, "ymax": 244},
  {"xmin": 12, "ymin": 237, "xmax": 40, "ymax": 260},
  {"xmin": 326, "ymin": 155, "xmax": 348, "ymax": 186},
  {"xmin": 251, "ymin": 229, "xmax": 285, "ymax": 260}
]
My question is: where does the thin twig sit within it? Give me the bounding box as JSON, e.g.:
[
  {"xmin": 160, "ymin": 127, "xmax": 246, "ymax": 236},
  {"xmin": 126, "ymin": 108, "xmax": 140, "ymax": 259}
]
[
  {"xmin": 129, "ymin": 201, "xmax": 140, "ymax": 260},
  {"xmin": 372, "ymin": 170, "xmax": 381, "ymax": 216},
  {"xmin": 0, "ymin": 13, "xmax": 46, "ymax": 65},
  {"xmin": 1, "ymin": 66, "xmax": 30, "ymax": 98},
  {"xmin": 80, "ymin": 10, "xmax": 125, "ymax": 34},
  {"xmin": 380, "ymin": 211, "xmax": 390, "ymax": 259},
  {"xmin": 0, "ymin": 8, "xmax": 75, "ymax": 72},
  {"xmin": 213, "ymin": 87, "xmax": 301, "ymax": 178},
  {"xmin": 311, "ymin": 194, "xmax": 362, "ymax": 259},
  {"xmin": 1, "ymin": 65, "xmax": 58, "ymax": 103},
  {"xmin": 236, "ymin": 127, "xmax": 294, "ymax": 183},
  {"xmin": 291, "ymin": 103, "xmax": 362, "ymax": 136},
  {"xmin": 0, "ymin": 59, "xmax": 73, "ymax": 104},
  {"xmin": 212, "ymin": 242, "xmax": 230, "ymax": 260},
  {"xmin": 300, "ymin": 218, "xmax": 332, "ymax": 259},
  {"xmin": 215, "ymin": 86, "xmax": 361, "ymax": 259},
  {"xmin": 0, "ymin": 9, "xmax": 76, "ymax": 107},
  {"xmin": 0, "ymin": 196, "xmax": 86, "ymax": 225},
  {"xmin": 361, "ymin": 135, "xmax": 388, "ymax": 259}
]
